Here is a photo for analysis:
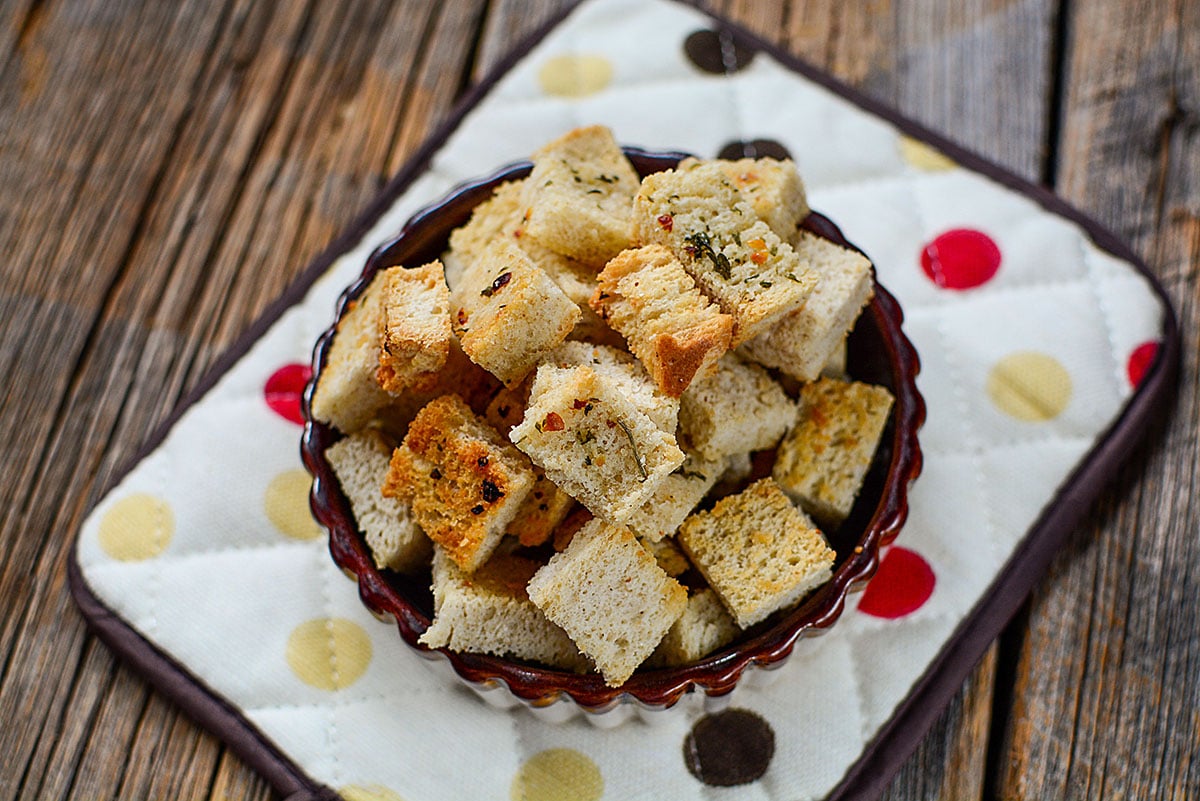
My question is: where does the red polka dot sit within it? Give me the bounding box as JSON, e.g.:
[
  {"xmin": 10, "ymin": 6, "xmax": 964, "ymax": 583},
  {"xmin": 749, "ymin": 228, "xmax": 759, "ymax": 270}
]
[
  {"xmin": 265, "ymin": 363, "xmax": 312, "ymax": 425},
  {"xmin": 858, "ymin": 547, "xmax": 935, "ymax": 619},
  {"xmin": 1126, "ymin": 341, "xmax": 1159, "ymax": 388},
  {"xmin": 920, "ymin": 228, "xmax": 1001, "ymax": 290}
]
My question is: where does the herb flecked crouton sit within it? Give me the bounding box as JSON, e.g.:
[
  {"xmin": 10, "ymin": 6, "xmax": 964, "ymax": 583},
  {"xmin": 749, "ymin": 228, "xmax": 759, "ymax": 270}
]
[
  {"xmin": 509, "ymin": 364, "xmax": 685, "ymax": 524},
  {"xmin": 632, "ymin": 159, "xmax": 817, "ymax": 346},
  {"xmin": 591, "ymin": 244, "xmax": 733, "ymax": 397},
  {"xmin": 739, "ymin": 232, "xmax": 874, "ymax": 382},
  {"xmin": 520, "ymin": 125, "xmax": 641, "ymax": 267},
  {"xmin": 450, "ymin": 241, "xmax": 580, "ymax": 386},
  {"xmin": 772, "ymin": 377, "xmax": 894, "ymax": 527},
  {"xmin": 376, "ymin": 262, "xmax": 452, "ymax": 394},
  {"xmin": 678, "ymin": 478, "xmax": 835, "ymax": 628},
  {"xmin": 383, "ymin": 395, "xmax": 534, "ymax": 573}
]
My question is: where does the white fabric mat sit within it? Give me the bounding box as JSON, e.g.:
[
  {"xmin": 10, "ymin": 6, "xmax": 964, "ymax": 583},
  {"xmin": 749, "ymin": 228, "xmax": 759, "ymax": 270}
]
[{"xmin": 75, "ymin": 1, "xmax": 1167, "ymax": 798}]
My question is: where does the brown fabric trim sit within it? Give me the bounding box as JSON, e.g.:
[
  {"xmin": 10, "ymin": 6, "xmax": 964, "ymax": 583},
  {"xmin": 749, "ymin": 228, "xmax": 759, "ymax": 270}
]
[{"xmin": 69, "ymin": 1, "xmax": 1181, "ymax": 800}]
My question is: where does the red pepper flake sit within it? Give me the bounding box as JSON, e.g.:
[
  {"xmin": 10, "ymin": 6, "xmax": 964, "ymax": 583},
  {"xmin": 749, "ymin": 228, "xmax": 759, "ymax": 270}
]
[
  {"xmin": 751, "ymin": 251, "xmax": 768, "ymax": 265},
  {"xmin": 657, "ymin": 214, "xmax": 674, "ymax": 232},
  {"xmin": 572, "ymin": 398, "xmax": 588, "ymax": 409},
  {"xmin": 456, "ymin": 308, "xmax": 469, "ymax": 326},
  {"xmin": 543, "ymin": 412, "xmax": 564, "ymax": 431}
]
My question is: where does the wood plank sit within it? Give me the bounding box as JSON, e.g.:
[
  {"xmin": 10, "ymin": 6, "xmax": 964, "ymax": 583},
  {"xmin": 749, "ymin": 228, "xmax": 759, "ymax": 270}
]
[
  {"xmin": 996, "ymin": 0, "xmax": 1200, "ymax": 797},
  {"xmin": 0, "ymin": 1, "xmax": 487, "ymax": 799},
  {"xmin": 471, "ymin": 0, "xmax": 579, "ymax": 83}
]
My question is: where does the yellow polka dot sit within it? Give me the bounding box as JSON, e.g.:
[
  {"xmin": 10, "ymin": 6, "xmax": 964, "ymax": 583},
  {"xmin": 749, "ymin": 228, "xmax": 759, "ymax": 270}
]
[
  {"xmin": 898, "ymin": 135, "xmax": 957, "ymax": 171},
  {"xmin": 511, "ymin": 749, "xmax": 603, "ymax": 801},
  {"xmin": 286, "ymin": 618, "xmax": 372, "ymax": 691},
  {"xmin": 987, "ymin": 351, "xmax": 1072, "ymax": 421},
  {"xmin": 339, "ymin": 785, "xmax": 405, "ymax": 801},
  {"xmin": 265, "ymin": 470, "xmax": 322, "ymax": 540},
  {"xmin": 98, "ymin": 494, "xmax": 173, "ymax": 561},
  {"xmin": 538, "ymin": 54, "xmax": 613, "ymax": 98}
]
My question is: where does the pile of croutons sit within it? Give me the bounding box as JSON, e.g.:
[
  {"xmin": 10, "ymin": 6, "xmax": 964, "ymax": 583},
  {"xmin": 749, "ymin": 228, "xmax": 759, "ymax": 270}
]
[{"xmin": 312, "ymin": 126, "xmax": 893, "ymax": 687}]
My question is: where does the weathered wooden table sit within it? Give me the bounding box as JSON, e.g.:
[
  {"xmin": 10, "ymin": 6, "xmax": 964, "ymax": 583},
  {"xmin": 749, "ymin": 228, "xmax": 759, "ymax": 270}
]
[{"xmin": 1, "ymin": 1, "xmax": 1195, "ymax": 798}]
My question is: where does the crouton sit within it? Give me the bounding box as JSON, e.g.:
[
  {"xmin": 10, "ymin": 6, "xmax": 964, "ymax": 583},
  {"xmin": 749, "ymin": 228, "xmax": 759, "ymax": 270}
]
[
  {"xmin": 739, "ymin": 232, "xmax": 873, "ymax": 381},
  {"xmin": 679, "ymin": 353, "xmax": 795, "ymax": 460},
  {"xmin": 310, "ymin": 270, "xmax": 397, "ymax": 433},
  {"xmin": 639, "ymin": 535, "xmax": 692, "ymax": 578},
  {"xmin": 632, "ymin": 160, "xmax": 817, "ymax": 345},
  {"xmin": 509, "ymin": 364, "xmax": 685, "ymax": 524},
  {"xmin": 527, "ymin": 519, "xmax": 687, "ymax": 685},
  {"xmin": 772, "ymin": 377, "xmax": 894, "ymax": 527},
  {"xmin": 382, "ymin": 395, "xmax": 534, "ymax": 572},
  {"xmin": 376, "ymin": 262, "xmax": 452, "ymax": 394},
  {"xmin": 420, "ymin": 547, "xmax": 589, "ymax": 671},
  {"xmin": 507, "ymin": 470, "xmax": 575, "ymax": 548},
  {"xmin": 648, "ymin": 588, "xmax": 740, "ymax": 667},
  {"xmin": 697, "ymin": 156, "xmax": 810, "ymax": 240},
  {"xmin": 624, "ymin": 451, "xmax": 727, "ymax": 542},
  {"xmin": 450, "ymin": 241, "xmax": 580, "ymax": 386},
  {"xmin": 325, "ymin": 430, "xmax": 431, "ymax": 573},
  {"xmin": 542, "ymin": 341, "xmax": 678, "ymax": 433},
  {"xmin": 591, "ymin": 245, "xmax": 733, "ymax": 397},
  {"xmin": 678, "ymin": 478, "xmax": 835, "ymax": 628},
  {"xmin": 520, "ymin": 125, "xmax": 640, "ymax": 266}
]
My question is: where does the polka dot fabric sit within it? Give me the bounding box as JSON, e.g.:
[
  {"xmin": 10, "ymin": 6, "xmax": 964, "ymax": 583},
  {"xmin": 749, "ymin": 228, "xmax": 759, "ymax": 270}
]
[{"xmin": 72, "ymin": 1, "xmax": 1172, "ymax": 800}]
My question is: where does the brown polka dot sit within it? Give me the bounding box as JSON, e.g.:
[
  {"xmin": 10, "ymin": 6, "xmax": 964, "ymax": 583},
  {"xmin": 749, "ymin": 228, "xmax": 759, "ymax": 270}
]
[
  {"xmin": 986, "ymin": 351, "xmax": 1072, "ymax": 421},
  {"xmin": 684, "ymin": 29, "xmax": 756, "ymax": 74},
  {"xmin": 98, "ymin": 494, "xmax": 174, "ymax": 561},
  {"xmin": 286, "ymin": 618, "xmax": 372, "ymax": 691},
  {"xmin": 717, "ymin": 139, "xmax": 793, "ymax": 161},
  {"xmin": 683, "ymin": 708, "xmax": 775, "ymax": 786},
  {"xmin": 511, "ymin": 748, "xmax": 602, "ymax": 801},
  {"xmin": 538, "ymin": 54, "xmax": 613, "ymax": 98},
  {"xmin": 265, "ymin": 469, "xmax": 322, "ymax": 540}
]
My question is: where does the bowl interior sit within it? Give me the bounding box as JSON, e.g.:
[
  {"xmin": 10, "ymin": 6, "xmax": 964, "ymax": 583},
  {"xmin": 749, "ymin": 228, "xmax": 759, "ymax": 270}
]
[{"xmin": 303, "ymin": 149, "xmax": 923, "ymax": 710}]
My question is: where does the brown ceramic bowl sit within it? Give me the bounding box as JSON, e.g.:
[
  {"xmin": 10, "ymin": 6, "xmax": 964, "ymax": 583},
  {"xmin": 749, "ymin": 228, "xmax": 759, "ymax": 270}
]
[{"xmin": 302, "ymin": 149, "xmax": 924, "ymax": 717}]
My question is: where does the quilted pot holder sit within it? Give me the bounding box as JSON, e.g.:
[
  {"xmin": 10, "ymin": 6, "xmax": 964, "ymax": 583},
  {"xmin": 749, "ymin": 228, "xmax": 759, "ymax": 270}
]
[{"xmin": 70, "ymin": 1, "xmax": 1180, "ymax": 800}]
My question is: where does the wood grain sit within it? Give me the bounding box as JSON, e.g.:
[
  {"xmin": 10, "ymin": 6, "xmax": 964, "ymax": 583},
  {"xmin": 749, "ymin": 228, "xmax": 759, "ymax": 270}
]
[
  {"xmin": 996, "ymin": 0, "xmax": 1200, "ymax": 797},
  {"xmin": 0, "ymin": 1, "xmax": 1194, "ymax": 800}
]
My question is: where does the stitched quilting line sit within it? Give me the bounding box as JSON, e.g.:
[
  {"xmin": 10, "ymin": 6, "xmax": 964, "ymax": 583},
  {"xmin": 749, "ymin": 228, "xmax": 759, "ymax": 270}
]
[{"xmin": 1079, "ymin": 239, "xmax": 1136, "ymax": 400}]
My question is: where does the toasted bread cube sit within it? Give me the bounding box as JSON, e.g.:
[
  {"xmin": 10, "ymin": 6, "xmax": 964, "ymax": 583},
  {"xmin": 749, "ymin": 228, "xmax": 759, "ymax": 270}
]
[
  {"xmin": 678, "ymin": 478, "xmax": 835, "ymax": 628},
  {"xmin": 639, "ymin": 535, "xmax": 692, "ymax": 578},
  {"xmin": 542, "ymin": 341, "xmax": 678, "ymax": 433},
  {"xmin": 383, "ymin": 395, "xmax": 534, "ymax": 573},
  {"xmin": 376, "ymin": 262, "xmax": 452, "ymax": 393},
  {"xmin": 739, "ymin": 233, "xmax": 873, "ymax": 381},
  {"xmin": 527, "ymin": 519, "xmax": 687, "ymax": 685},
  {"xmin": 649, "ymin": 588, "xmax": 740, "ymax": 667},
  {"xmin": 420, "ymin": 547, "xmax": 589, "ymax": 671},
  {"xmin": 507, "ymin": 470, "xmax": 575, "ymax": 547},
  {"xmin": 625, "ymin": 451, "xmax": 727, "ymax": 542},
  {"xmin": 447, "ymin": 180, "xmax": 525, "ymax": 274},
  {"xmin": 483, "ymin": 381, "xmax": 531, "ymax": 435},
  {"xmin": 591, "ymin": 245, "xmax": 733, "ymax": 397},
  {"xmin": 773, "ymin": 377, "xmax": 894, "ymax": 527},
  {"xmin": 310, "ymin": 271, "xmax": 397, "ymax": 433},
  {"xmin": 633, "ymin": 160, "xmax": 817, "ymax": 345},
  {"xmin": 521, "ymin": 126, "xmax": 640, "ymax": 266},
  {"xmin": 451, "ymin": 241, "xmax": 580, "ymax": 386},
  {"xmin": 703, "ymin": 156, "xmax": 810, "ymax": 240},
  {"xmin": 325, "ymin": 430, "xmax": 431, "ymax": 573},
  {"xmin": 510, "ymin": 364, "xmax": 685, "ymax": 523},
  {"xmin": 679, "ymin": 354, "xmax": 795, "ymax": 460}
]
